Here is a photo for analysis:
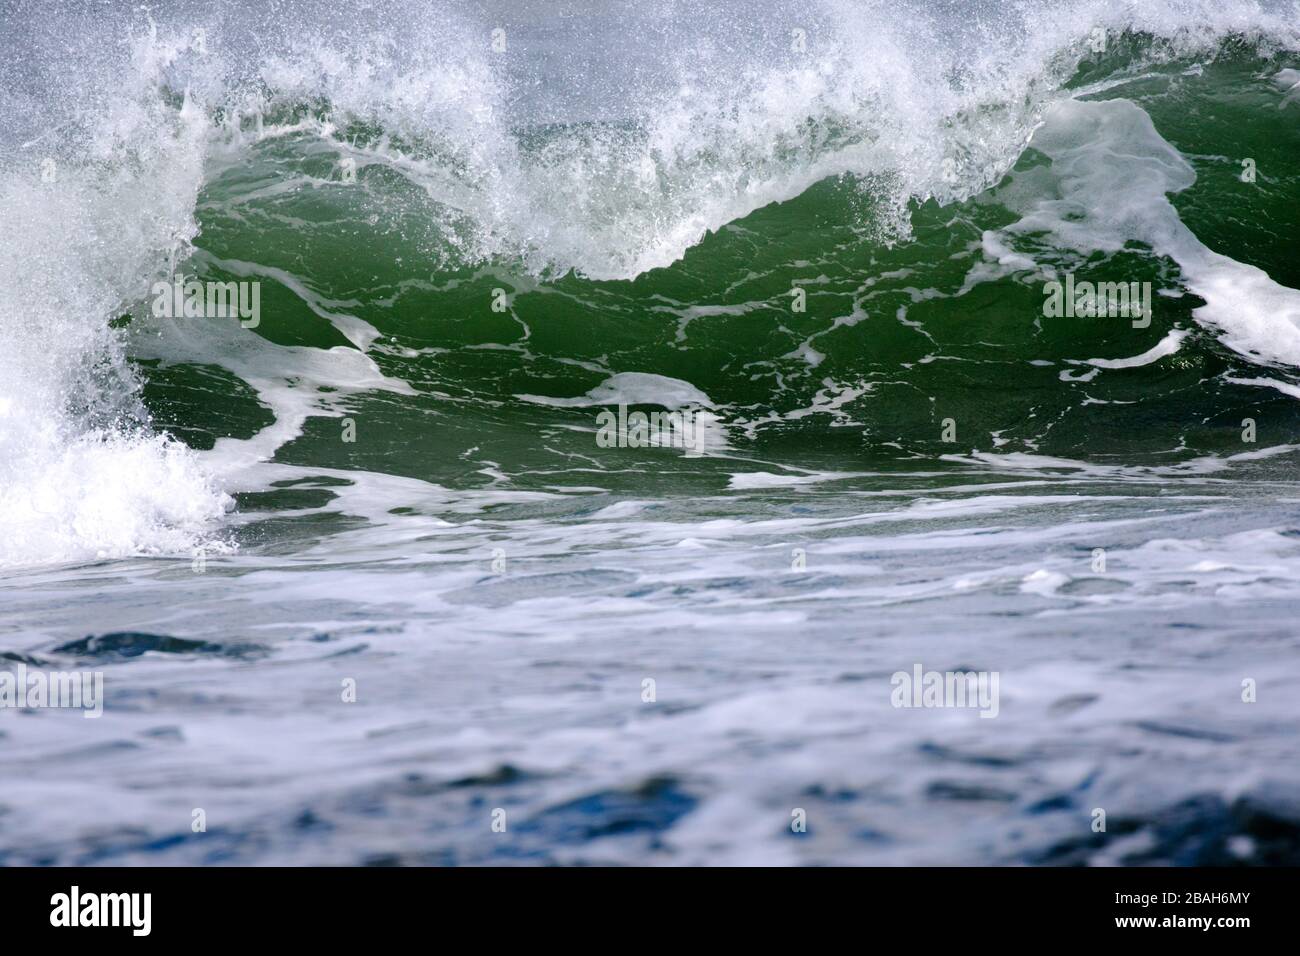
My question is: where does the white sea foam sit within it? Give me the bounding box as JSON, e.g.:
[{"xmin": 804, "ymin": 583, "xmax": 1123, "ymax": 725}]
[
  {"xmin": 517, "ymin": 372, "xmax": 714, "ymax": 409},
  {"xmin": 0, "ymin": 19, "xmax": 231, "ymax": 568},
  {"xmin": 978, "ymin": 96, "xmax": 1300, "ymax": 370},
  {"xmin": 1079, "ymin": 330, "xmax": 1189, "ymax": 369}
]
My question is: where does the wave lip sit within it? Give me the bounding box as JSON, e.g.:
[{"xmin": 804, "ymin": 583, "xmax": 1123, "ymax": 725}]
[{"xmin": 124, "ymin": 0, "xmax": 1300, "ymax": 281}]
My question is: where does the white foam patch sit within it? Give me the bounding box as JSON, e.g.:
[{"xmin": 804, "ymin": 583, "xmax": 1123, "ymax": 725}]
[
  {"xmin": 517, "ymin": 371, "xmax": 714, "ymax": 409},
  {"xmin": 1274, "ymin": 68, "xmax": 1300, "ymax": 107},
  {"xmin": 1224, "ymin": 376, "xmax": 1300, "ymax": 401},
  {"xmin": 999, "ymin": 98, "xmax": 1300, "ymax": 370},
  {"xmin": 1079, "ymin": 330, "xmax": 1189, "ymax": 369},
  {"xmin": 727, "ymin": 470, "xmax": 857, "ymax": 489},
  {"xmin": 518, "ymin": 372, "xmax": 731, "ymax": 456}
]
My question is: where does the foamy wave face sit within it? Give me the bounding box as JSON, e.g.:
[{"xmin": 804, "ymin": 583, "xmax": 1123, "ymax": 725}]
[
  {"xmin": 170, "ymin": 0, "xmax": 1300, "ymax": 280},
  {"xmin": 0, "ymin": 5, "xmax": 231, "ymax": 569}
]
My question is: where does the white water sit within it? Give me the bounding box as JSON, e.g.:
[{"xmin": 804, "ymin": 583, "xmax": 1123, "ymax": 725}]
[
  {"xmin": 5, "ymin": 455, "xmax": 1300, "ymax": 864},
  {"xmin": 988, "ymin": 97, "xmax": 1300, "ymax": 368},
  {"xmin": 0, "ymin": 20, "xmax": 231, "ymax": 568}
]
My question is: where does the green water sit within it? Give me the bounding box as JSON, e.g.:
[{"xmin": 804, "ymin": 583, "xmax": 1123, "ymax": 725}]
[{"xmin": 131, "ymin": 53, "xmax": 1300, "ymax": 507}]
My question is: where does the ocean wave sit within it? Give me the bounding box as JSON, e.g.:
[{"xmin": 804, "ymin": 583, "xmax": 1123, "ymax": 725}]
[{"xmin": 2, "ymin": 0, "xmax": 1300, "ymax": 568}]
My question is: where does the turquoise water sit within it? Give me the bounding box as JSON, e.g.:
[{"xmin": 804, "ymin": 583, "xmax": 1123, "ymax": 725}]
[{"xmin": 2, "ymin": 0, "xmax": 1300, "ymax": 865}]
